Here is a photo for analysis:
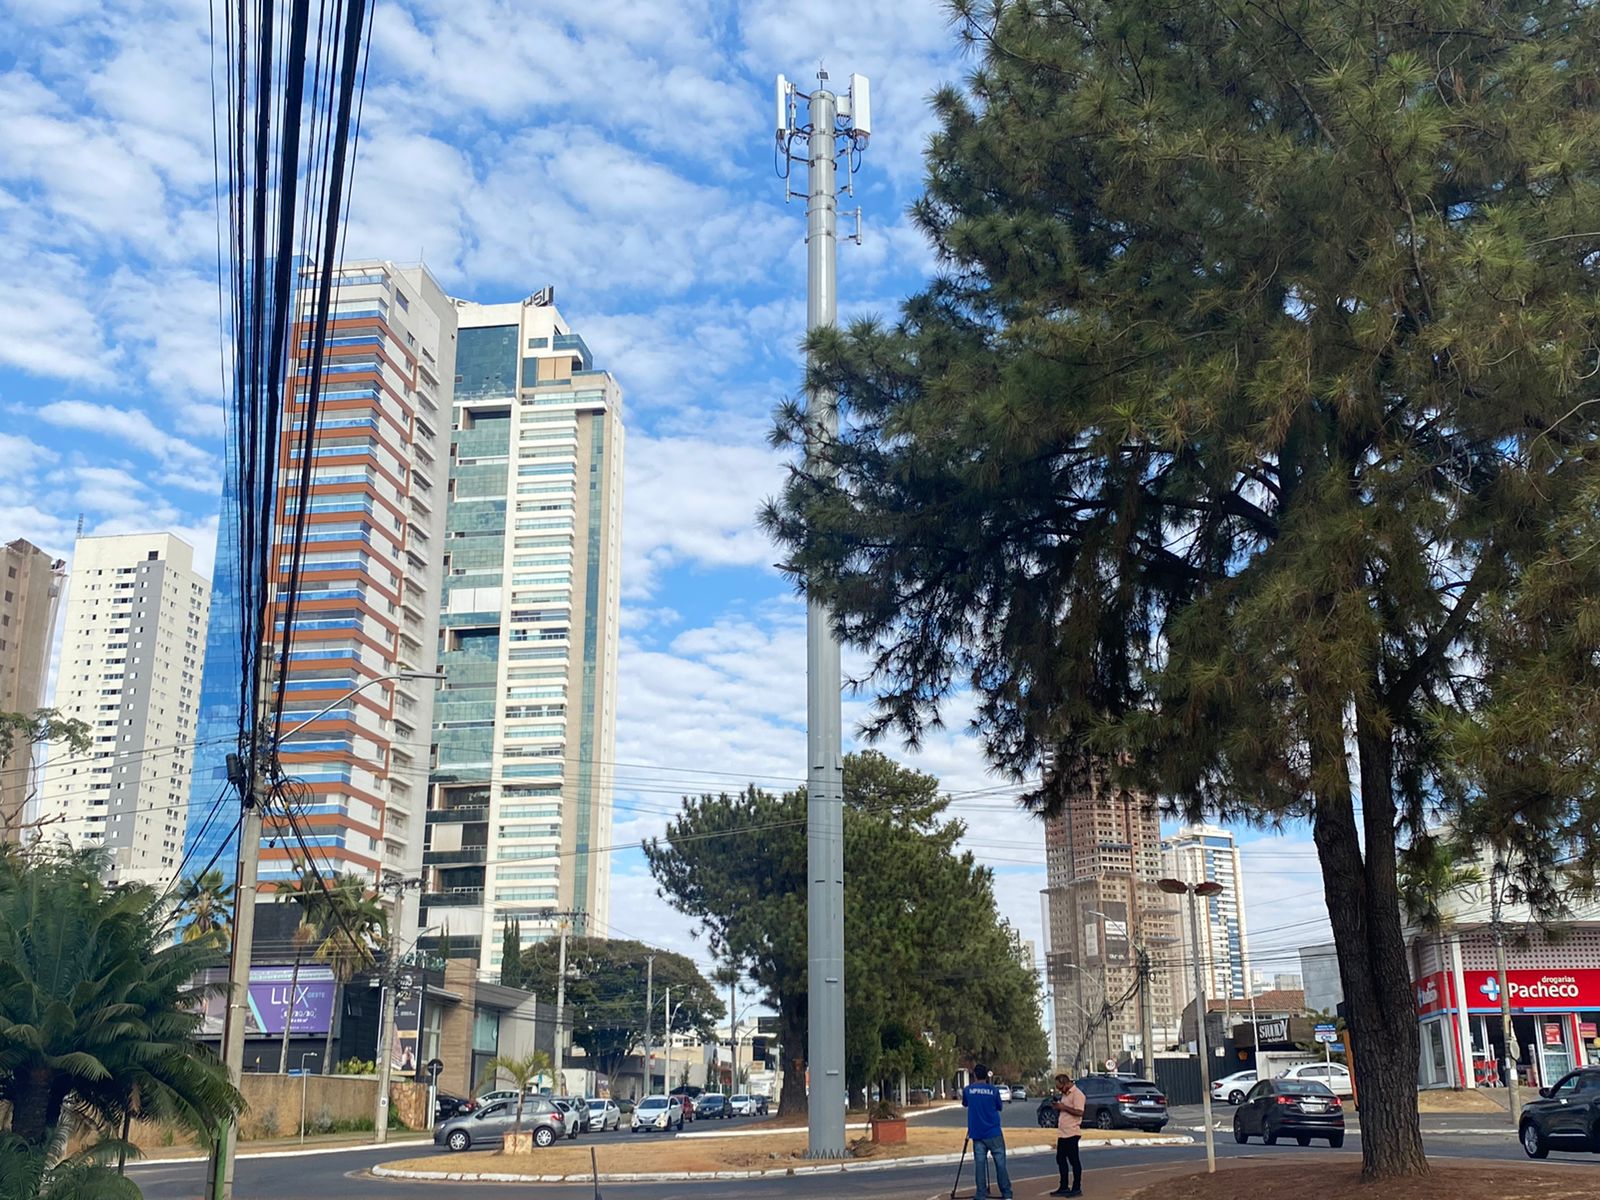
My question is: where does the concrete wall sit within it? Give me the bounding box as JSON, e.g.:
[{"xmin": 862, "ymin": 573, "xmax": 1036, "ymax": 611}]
[{"xmin": 237, "ymin": 1073, "xmax": 379, "ymax": 1139}]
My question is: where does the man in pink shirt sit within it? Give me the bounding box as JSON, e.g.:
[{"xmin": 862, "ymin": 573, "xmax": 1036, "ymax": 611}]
[{"xmin": 1050, "ymin": 1073, "xmax": 1086, "ymax": 1197}]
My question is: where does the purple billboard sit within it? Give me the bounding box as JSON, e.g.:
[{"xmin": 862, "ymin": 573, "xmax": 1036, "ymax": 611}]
[{"xmin": 199, "ymin": 965, "xmax": 336, "ymax": 1036}]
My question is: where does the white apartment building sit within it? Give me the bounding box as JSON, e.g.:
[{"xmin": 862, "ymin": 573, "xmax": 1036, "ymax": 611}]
[
  {"xmin": 422, "ymin": 289, "xmax": 623, "ymax": 974},
  {"xmin": 40, "ymin": 533, "xmax": 209, "ymax": 885},
  {"xmin": 1162, "ymin": 824, "xmax": 1253, "ymax": 1002}
]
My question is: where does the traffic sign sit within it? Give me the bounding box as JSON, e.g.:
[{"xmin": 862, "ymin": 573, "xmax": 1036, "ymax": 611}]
[
  {"xmin": 1314, "ymin": 1024, "xmax": 1338, "ymax": 1044},
  {"xmin": 426, "ymin": 1058, "xmax": 444, "ymax": 1079},
  {"xmin": 1104, "ymin": 1058, "xmax": 1117, "ymax": 1072}
]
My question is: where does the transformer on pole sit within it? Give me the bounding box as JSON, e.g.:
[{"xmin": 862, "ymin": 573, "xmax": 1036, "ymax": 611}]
[{"xmin": 775, "ymin": 67, "xmax": 871, "ymax": 1161}]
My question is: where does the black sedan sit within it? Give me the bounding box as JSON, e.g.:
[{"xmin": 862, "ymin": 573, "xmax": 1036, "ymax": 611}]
[
  {"xmin": 1232, "ymin": 1078, "xmax": 1344, "ymax": 1147},
  {"xmin": 1519, "ymin": 1066, "xmax": 1600, "ymax": 1158},
  {"xmin": 433, "ymin": 1092, "xmax": 473, "ymax": 1123}
]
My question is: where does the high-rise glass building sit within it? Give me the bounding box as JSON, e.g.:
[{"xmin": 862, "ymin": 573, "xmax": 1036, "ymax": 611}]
[
  {"xmin": 183, "ymin": 261, "xmax": 457, "ymax": 935},
  {"xmin": 1162, "ymin": 824, "xmax": 1253, "ymax": 1002},
  {"xmin": 38, "ymin": 533, "xmax": 209, "ymax": 883},
  {"xmin": 420, "ymin": 291, "xmax": 623, "ymax": 972}
]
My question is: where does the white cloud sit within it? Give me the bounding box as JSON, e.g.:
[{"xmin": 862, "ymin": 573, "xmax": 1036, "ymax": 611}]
[
  {"xmin": 36, "ymin": 400, "xmax": 216, "ymax": 474},
  {"xmin": 622, "ymin": 432, "xmax": 785, "ymax": 597}
]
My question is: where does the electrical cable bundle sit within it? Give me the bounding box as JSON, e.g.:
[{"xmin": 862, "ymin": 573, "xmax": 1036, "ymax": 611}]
[{"xmin": 211, "ymin": 0, "xmax": 374, "ymax": 812}]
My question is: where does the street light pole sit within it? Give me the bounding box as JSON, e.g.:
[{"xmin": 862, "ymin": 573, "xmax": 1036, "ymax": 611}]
[
  {"xmin": 299, "ymin": 1052, "xmax": 319, "ymax": 1145},
  {"xmin": 1160, "ymin": 877, "xmax": 1222, "ymax": 1174}
]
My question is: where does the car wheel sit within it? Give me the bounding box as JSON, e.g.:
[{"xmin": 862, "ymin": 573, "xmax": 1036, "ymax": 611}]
[
  {"xmin": 1095, "ymin": 1108, "xmax": 1115, "ymax": 1130},
  {"xmin": 534, "ymin": 1127, "xmax": 555, "ymax": 1148},
  {"xmin": 1233, "ymin": 1118, "xmax": 1247, "ymax": 1144},
  {"xmin": 1264, "ymin": 1128, "xmax": 1278, "ymax": 1146},
  {"xmin": 1039, "ymin": 1109, "xmax": 1055, "ymax": 1129},
  {"xmin": 1329, "ymin": 1133, "xmax": 1344, "ymax": 1149},
  {"xmin": 1521, "ymin": 1120, "xmax": 1548, "ymax": 1159},
  {"xmin": 1229, "ymin": 1090, "xmax": 1245, "ymax": 1105},
  {"xmin": 1296, "ymin": 1135, "xmax": 1310, "ymax": 1147},
  {"xmin": 447, "ymin": 1130, "xmax": 470, "ymax": 1152}
]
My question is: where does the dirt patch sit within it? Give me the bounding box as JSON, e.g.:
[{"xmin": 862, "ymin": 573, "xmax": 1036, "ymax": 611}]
[
  {"xmin": 383, "ymin": 1123, "xmax": 1167, "ymax": 1177},
  {"xmin": 1414, "ymin": 1088, "xmax": 1505, "ymax": 1114},
  {"xmin": 1129, "ymin": 1162, "xmax": 1597, "ymax": 1200}
]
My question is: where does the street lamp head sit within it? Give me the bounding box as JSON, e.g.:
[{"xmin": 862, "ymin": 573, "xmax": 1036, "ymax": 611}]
[
  {"xmin": 1156, "ymin": 878, "xmax": 1189, "ymax": 895},
  {"xmin": 1193, "ymin": 881, "xmax": 1224, "ymax": 897}
]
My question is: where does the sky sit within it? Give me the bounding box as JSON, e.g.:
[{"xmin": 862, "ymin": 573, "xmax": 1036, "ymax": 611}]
[{"xmin": 0, "ymin": 0, "xmax": 1333, "ymax": 993}]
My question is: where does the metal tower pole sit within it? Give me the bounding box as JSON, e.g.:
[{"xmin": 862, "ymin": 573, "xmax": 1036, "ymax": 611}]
[
  {"xmin": 209, "ymin": 784, "xmax": 262, "ymax": 1200},
  {"xmin": 803, "ymin": 76, "xmax": 846, "ymax": 1161}
]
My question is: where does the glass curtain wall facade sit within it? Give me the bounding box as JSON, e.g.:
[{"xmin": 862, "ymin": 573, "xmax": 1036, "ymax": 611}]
[
  {"xmin": 184, "ymin": 261, "xmax": 457, "ymax": 936},
  {"xmin": 422, "ymin": 293, "xmax": 623, "ymax": 972}
]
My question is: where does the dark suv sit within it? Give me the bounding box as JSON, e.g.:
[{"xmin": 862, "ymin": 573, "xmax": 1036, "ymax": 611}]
[
  {"xmin": 1073, "ymin": 1075, "xmax": 1169, "ymax": 1131},
  {"xmin": 1519, "ymin": 1067, "xmax": 1600, "ymax": 1158}
]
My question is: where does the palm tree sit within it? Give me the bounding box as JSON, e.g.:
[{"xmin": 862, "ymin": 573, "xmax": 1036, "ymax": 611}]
[
  {"xmin": 302, "ymin": 873, "xmax": 387, "ymax": 1070},
  {"xmin": 0, "ymin": 845, "xmax": 241, "ymax": 1163},
  {"xmin": 476, "ymin": 1050, "xmax": 552, "ymax": 1135},
  {"xmin": 277, "ymin": 861, "xmax": 321, "ymax": 1074},
  {"xmin": 176, "ymin": 868, "xmax": 234, "ymax": 948}
]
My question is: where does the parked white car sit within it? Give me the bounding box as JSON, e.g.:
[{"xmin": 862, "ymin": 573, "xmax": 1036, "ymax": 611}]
[
  {"xmin": 729, "ymin": 1093, "xmax": 760, "ymax": 1116},
  {"xmin": 997, "ymin": 1084, "xmax": 1012, "ymax": 1102},
  {"xmin": 1211, "ymin": 1070, "xmax": 1258, "ymax": 1105},
  {"xmin": 1276, "ymin": 1062, "xmax": 1353, "ymax": 1097}
]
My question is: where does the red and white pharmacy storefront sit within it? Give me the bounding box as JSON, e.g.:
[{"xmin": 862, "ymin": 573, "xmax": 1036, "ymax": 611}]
[{"xmin": 1412, "ymin": 928, "xmax": 1600, "ymax": 1090}]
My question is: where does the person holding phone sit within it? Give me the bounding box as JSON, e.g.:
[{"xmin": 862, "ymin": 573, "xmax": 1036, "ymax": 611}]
[{"xmin": 1050, "ymin": 1073, "xmax": 1086, "ymax": 1197}]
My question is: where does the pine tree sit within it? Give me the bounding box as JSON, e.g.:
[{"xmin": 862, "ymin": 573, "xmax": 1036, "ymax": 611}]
[
  {"xmin": 763, "ymin": 0, "xmax": 1600, "ymax": 1179},
  {"xmin": 500, "ymin": 918, "xmax": 523, "ymax": 988}
]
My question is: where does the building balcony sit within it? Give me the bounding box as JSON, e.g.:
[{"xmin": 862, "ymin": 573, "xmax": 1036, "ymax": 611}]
[
  {"xmin": 422, "ymin": 888, "xmax": 486, "ymax": 907},
  {"xmin": 427, "ymin": 806, "xmax": 489, "ymax": 824},
  {"xmin": 424, "ymin": 846, "xmax": 488, "ymax": 866}
]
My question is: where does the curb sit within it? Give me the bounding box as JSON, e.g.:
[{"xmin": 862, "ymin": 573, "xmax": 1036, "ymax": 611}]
[
  {"xmin": 369, "ymin": 1134, "xmax": 1195, "ymax": 1184},
  {"xmin": 126, "ymin": 1137, "xmax": 433, "ymax": 1168}
]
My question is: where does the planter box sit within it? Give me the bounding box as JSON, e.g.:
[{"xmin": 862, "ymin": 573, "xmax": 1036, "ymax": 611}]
[{"xmin": 870, "ymin": 1117, "xmax": 907, "ymax": 1144}]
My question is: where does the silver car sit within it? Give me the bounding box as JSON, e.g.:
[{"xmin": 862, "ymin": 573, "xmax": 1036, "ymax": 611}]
[
  {"xmin": 587, "ymin": 1097, "xmax": 622, "ymax": 1131},
  {"xmin": 434, "ymin": 1097, "xmax": 565, "ymax": 1151}
]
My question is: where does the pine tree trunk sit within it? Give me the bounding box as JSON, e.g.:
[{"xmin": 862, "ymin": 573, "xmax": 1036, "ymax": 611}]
[
  {"xmin": 323, "ymin": 979, "xmax": 342, "ymax": 1072},
  {"xmin": 1310, "ymin": 703, "xmax": 1428, "ymax": 1179},
  {"xmin": 778, "ymin": 996, "xmax": 807, "ymax": 1117}
]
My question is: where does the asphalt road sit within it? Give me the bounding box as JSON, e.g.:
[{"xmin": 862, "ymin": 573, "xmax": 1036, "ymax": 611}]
[{"xmin": 128, "ymin": 1119, "xmax": 1600, "ymax": 1200}]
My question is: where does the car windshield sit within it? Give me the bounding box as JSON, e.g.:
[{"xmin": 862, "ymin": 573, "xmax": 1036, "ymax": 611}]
[
  {"xmin": 639, "ymin": 1099, "xmax": 668, "ymax": 1111},
  {"xmin": 732, "ymin": 1094, "xmax": 749, "ymax": 1101},
  {"xmin": 587, "ymin": 1100, "xmax": 606, "ymax": 1110},
  {"xmin": 1279, "ymin": 1081, "xmax": 1334, "ymax": 1095}
]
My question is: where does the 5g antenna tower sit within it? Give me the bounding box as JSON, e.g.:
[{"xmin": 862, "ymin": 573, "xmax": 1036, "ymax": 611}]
[{"xmin": 774, "ymin": 66, "xmax": 871, "ymax": 1160}]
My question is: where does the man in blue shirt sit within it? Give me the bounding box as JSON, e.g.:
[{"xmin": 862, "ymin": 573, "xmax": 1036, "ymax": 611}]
[{"xmin": 962, "ymin": 1063, "xmax": 1011, "ymax": 1200}]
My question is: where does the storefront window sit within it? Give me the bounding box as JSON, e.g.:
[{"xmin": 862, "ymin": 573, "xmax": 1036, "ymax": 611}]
[{"xmin": 1420, "ymin": 1020, "xmax": 1450, "ymax": 1087}]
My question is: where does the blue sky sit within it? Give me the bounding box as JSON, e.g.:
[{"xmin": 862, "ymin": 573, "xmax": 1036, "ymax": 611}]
[{"xmin": 0, "ymin": 0, "xmax": 1331, "ymax": 983}]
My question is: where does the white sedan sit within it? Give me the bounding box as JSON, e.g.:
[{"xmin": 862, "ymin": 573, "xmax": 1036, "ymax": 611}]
[
  {"xmin": 1277, "ymin": 1062, "xmax": 1353, "ymax": 1097},
  {"xmin": 1211, "ymin": 1070, "xmax": 1257, "ymax": 1105},
  {"xmin": 997, "ymin": 1084, "xmax": 1012, "ymax": 1102},
  {"xmin": 587, "ymin": 1097, "xmax": 622, "ymax": 1131},
  {"xmin": 728, "ymin": 1093, "xmax": 760, "ymax": 1116}
]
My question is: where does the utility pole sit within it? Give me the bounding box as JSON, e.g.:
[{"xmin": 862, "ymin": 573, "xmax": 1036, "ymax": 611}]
[
  {"xmin": 776, "ymin": 66, "xmax": 870, "ymax": 1161},
  {"xmin": 1491, "ymin": 857, "xmax": 1522, "ymax": 1121},
  {"xmin": 663, "ymin": 986, "xmax": 672, "ymax": 1093},
  {"xmin": 208, "ymin": 749, "xmax": 264, "ymax": 1200},
  {"xmin": 372, "ymin": 874, "xmax": 420, "ymax": 1145},
  {"xmin": 554, "ymin": 914, "xmax": 571, "ymax": 1094},
  {"xmin": 728, "ymin": 971, "xmax": 739, "ymax": 1095},
  {"xmin": 643, "ymin": 953, "xmax": 655, "ymax": 1095}
]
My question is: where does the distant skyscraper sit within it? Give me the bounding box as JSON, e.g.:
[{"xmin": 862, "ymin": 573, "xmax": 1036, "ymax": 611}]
[
  {"xmin": 0, "ymin": 537, "xmax": 67, "ymax": 842},
  {"xmin": 1041, "ymin": 758, "xmax": 1182, "ymax": 1069},
  {"xmin": 1162, "ymin": 824, "xmax": 1253, "ymax": 1003},
  {"xmin": 39, "ymin": 533, "xmax": 209, "ymax": 884},
  {"xmin": 420, "ymin": 290, "xmax": 623, "ymax": 974},
  {"xmin": 0, "ymin": 538, "xmax": 66, "ymax": 715},
  {"xmin": 184, "ymin": 260, "xmax": 457, "ymax": 935}
]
